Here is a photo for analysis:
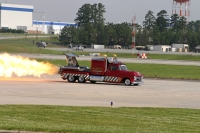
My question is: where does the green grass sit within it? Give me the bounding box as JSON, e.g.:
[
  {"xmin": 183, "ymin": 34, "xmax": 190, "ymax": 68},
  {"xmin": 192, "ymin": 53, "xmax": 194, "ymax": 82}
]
[
  {"xmin": 0, "ymin": 38, "xmax": 64, "ymax": 54},
  {"xmin": 0, "ymin": 105, "xmax": 199, "ymax": 133},
  {"xmin": 66, "ymin": 51, "xmax": 200, "ymax": 61},
  {"xmin": 1, "ymin": 38, "xmax": 200, "ymax": 61},
  {"xmin": 44, "ymin": 59, "xmax": 200, "ymax": 80},
  {"xmin": 125, "ymin": 63, "xmax": 200, "ymax": 80}
]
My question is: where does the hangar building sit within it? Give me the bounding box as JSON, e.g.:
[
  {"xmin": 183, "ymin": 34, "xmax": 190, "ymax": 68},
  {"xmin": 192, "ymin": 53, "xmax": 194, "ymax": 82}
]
[
  {"xmin": 0, "ymin": 3, "xmax": 33, "ymax": 31},
  {"xmin": 153, "ymin": 45, "xmax": 171, "ymax": 52},
  {"xmin": 32, "ymin": 20, "xmax": 77, "ymax": 34},
  {"xmin": 0, "ymin": 2, "xmax": 76, "ymax": 34}
]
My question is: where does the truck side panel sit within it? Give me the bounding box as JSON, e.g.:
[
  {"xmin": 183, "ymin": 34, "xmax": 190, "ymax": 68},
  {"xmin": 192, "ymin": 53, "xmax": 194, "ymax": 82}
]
[
  {"xmin": 90, "ymin": 58, "xmax": 106, "ymax": 76},
  {"xmin": 61, "ymin": 71, "xmax": 90, "ymax": 80}
]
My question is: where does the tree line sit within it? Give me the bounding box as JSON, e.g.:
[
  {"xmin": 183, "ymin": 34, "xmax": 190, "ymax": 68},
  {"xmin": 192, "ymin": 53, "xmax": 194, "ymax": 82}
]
[
  {"xmin": 0, "ymin": 28, "xmax": 25, "ymax": 33},
  {"xmin": 59, "ymin": 3, "xmax": 200, "ymax": 51}
]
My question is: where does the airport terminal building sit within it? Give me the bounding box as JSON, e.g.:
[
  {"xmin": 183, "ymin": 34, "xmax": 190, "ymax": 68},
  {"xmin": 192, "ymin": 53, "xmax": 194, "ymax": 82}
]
[{"xmin": 0, "ymin": 3, "xmax": 76, "ymax": 34}]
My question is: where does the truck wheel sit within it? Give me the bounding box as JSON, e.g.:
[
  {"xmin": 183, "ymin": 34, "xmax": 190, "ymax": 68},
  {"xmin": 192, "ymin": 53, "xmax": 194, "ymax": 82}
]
[
  {"xmin": 68, "ymin": 75, "xmax": 76, "ymax": 82},
  {"xmin": 124, "ymin": 79, "xmax": 131, "ymax": 86},
  {"xmin": 90, "ymin": 81, "xmax": 96, "ymax": 84},
  {"xmin": 78, "ymin": 76, "xmax": 86, "ymax": 83}
]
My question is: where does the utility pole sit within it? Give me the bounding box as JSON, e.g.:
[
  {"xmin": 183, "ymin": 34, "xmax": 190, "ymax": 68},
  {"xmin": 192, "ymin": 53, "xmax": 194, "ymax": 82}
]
[
  {"xmin": 33, "ymin": 11, "xmax": 46, "ymax": 39},
  {"xmin": 131, "ymin": 15, "xmax": 137, "ymax": 57}
]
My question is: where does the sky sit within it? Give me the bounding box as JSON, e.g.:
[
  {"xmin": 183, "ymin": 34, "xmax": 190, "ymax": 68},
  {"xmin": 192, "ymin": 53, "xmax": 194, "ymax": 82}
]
[{"xmin": 1, "ymin": 0, "xmax": 199, "ymax": 24}]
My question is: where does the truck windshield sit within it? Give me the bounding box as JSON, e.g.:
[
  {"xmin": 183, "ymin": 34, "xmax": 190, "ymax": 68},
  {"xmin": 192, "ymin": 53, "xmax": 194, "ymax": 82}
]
[{"xmin": 119, "ymin": 65, "xmax": 128, "ymax": 71}]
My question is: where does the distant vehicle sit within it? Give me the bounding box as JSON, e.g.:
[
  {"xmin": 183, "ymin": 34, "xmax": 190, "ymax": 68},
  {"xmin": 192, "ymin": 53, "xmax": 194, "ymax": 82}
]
[
  {"xmin": 145, "ymin": 45, "xmax": 153, "ymax": 51},
  {"xmin": 67, "ymin": 43, "xmax": 73, "ymax": 48},
  {"xmin": 136, "ymin": 46, "xmax": 145, "ymax": 50},
  {"xmin": 91, "ymin": 44, "xmax": 105, "ymax": 49},
  {"xmin": 36, "ymin": 42, "xmax": 47, "ymax": 48},
  {"xmin": 114, "ymin": 45, "xmax": 122, "ymax": 49},
  {"xmin": 127, "ymin": 45, "xmax": 132, "ymax": 49},
  {"xmin": 73, "ymin": 45, "xmax": 84, "ymax": 51},
  {"xmin": 195, "ymin": 45, "xmax": 200, "ymax": 53}
]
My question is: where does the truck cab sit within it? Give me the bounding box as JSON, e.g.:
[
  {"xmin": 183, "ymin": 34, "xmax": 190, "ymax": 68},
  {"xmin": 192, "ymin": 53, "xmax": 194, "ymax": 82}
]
[
  {"xmin": 89, "ymin": 55, "xmax": 143, "ymax": 85},
  {"xmin": 105, "ymin": 63, "xmax": 143, "ymax": 85}
]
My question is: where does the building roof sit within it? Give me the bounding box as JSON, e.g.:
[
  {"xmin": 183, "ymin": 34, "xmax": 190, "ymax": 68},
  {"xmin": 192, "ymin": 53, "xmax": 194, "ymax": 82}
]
[
  {"xmin": 0, "ymin": 3, "xmax": 33, "ymax": 12},
  {"xmin": 153, "ymin": 45, "xmax": 171, "ymax": 47},
  {"xmin": 195, "ymin": 45, "xmax": 200, "ymax": 49},
  {"xmin": 33, "ymin": 20, "xmax": 77, "ymax": 26}
]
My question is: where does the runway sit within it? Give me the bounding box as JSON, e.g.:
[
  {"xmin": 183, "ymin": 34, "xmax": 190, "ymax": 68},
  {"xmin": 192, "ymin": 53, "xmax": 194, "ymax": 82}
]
[
  {"xmin": 46, "ymin": 47, "xmax": 200, "ymax": 55},
  {"xmin": 8, "ymin": 53, "xmax": 200, "ymax": 66},
  {"xmin": 0, "ymin": 75, "xmax": 199, "ymax": 109}
]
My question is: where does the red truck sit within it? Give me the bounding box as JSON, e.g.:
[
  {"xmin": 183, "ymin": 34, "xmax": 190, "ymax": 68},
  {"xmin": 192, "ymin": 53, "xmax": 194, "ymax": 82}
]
[{"xmin": 58, "ymin": 53, "xmax": 143, "ymax": 86}]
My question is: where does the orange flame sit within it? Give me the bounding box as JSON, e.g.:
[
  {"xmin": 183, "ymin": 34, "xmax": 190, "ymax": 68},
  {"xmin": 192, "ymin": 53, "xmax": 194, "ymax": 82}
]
[{"xmin": 0, "ymin": 53, "xmax": 58, "ymax": 78}]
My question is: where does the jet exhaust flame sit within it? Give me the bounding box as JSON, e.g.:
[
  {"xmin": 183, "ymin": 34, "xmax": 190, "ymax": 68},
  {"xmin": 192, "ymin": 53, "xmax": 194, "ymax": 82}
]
[{"xmin": 0, "ymin": 53, "xmax": 58, "ymax": 78}]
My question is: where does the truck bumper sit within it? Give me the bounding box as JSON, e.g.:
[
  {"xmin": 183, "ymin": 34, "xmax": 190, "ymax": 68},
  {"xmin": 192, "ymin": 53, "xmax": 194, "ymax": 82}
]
[
  {"xmin": 132, "ymin": 76, "xmax": 143, "ymax": 85},
  {"xmin": 132, "ymin": 81, "xmax": 143, "ymax": 85}
]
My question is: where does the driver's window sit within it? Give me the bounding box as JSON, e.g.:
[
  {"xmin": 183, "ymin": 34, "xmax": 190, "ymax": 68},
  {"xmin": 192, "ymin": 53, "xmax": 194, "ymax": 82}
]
[{"xmin": 110, "ymin": 65, "xmax": 117, "ymax": 71}]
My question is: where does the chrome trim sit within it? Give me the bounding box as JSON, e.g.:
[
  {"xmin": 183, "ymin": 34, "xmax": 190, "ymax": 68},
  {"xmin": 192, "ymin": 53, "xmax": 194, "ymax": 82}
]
[
  {"xmin": 132, "ymin": 81, "xmax": 143, "ymax": 84},
  {"xmin": 90, "ymin": 75, "xmax": 104, "ymax": 81},
  {"xmin": 60, "ymin": 66, "xmax": 80, "ymax": 69}
]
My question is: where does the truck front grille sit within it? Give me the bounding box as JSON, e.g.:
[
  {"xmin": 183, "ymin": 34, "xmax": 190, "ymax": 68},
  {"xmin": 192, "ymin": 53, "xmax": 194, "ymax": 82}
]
[{"xmin": 135, "ymin": 77, "xmax": 142, "ymax": 81}]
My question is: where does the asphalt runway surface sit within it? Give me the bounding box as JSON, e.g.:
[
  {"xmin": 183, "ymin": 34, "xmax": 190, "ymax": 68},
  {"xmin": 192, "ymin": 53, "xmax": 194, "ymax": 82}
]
[
  {"xmin": 0, "ymin": 75, "xmax": 199, "ymax": 109},
  {"xmin": 8, "ymin": 53, "xmax": 200, "ymax": 66},
  {"xmin": 46, "ymin": 47, "xmax": 200, "ymax": 55}
]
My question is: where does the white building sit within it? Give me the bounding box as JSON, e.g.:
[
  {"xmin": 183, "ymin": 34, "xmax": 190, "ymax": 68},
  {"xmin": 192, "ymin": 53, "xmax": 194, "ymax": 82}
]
[
  {"xmin": 91, "ymin": 44, "xmax": 105, "ymax": 49},
  {"xmin": 0, "ymin": 3, "xmax": 77, "ymax": 34},
  {"xmin": 0, "ymin": 3, "xmax": 33, "ymax": 30},
  {"xmin": 195, "ymin": 45, "xmax": 200, "ymax": 53},
  {"xmin": 32, "ymin": 20, "xmax": 77, "ymax": 34},
  {"xmin": 172, "ymin": 43, "xmax": 189, "ymax": 52},
  {"xmin": 153, "ymin": 45, "xmax": 171, "ymax": 52}
]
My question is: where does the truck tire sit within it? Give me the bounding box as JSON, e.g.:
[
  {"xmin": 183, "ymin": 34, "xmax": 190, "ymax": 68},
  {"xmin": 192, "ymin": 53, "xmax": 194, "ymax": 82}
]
[
  {"xmin": 78, "ymin": 76, "xmax": 86, "ymax": 83},
  {"xmin": 90, "ymin": 81, "xmax": 96, "ymax": 84},
  {"xmin": 67, "ymin": 75, "xmax": 76, "ymax": 82},
  {"xmin": 124, "ymin": 79, "xmax": 131, "ymax": 86}
]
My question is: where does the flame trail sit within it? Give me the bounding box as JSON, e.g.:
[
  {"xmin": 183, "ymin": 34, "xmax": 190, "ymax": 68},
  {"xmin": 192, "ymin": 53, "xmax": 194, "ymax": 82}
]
[{"xmin": 0, "ymin": 53, "xmax": 58, "ymax": 78}]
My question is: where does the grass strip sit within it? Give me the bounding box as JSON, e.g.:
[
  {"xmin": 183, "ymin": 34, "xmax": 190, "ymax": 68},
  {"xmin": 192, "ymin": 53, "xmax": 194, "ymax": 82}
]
[
  {"xmin": 1, "ymin": 38, "xmax": 200, "ymax": 61},
  {"xmin": 0, "ymin": 105, "xmax": 199, "ymax": 133}
]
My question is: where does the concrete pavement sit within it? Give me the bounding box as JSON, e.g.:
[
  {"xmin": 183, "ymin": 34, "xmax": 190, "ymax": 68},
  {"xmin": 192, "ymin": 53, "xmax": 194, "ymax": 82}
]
[
  {"xmin": 7, "ymin": 53, "xmax": 200, "ymax": 66},
  {"xmin": 1, "ymin": 76, "xmax": 200, "ymax": 109}
]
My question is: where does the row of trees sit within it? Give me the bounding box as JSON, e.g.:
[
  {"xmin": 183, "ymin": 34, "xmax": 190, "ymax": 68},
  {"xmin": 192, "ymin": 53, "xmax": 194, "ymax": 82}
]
[
  {"xmin": 140, "ymin": 10, "xmax": 200, "ymax": 50},
  {"xmin": 0, "ymin": 28, "xmax": 25, "ymax": 33},
  {"xmin": 59, "ymin": 3, "xmax": 132, "ymax": 47},
  {"xmin": 59, "ymin": 3, "xmax": 200, "ymax": 51}
]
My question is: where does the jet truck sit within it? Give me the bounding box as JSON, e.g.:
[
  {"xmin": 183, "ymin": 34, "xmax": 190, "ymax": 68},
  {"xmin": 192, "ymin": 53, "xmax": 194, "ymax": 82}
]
[{"xmin": 58, "ymin": 53, "xmax": 143, "ymax": 86}]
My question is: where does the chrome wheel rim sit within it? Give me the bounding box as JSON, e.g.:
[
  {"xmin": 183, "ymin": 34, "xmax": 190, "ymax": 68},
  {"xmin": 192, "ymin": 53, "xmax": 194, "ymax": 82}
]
[
  {"xmin": 68, "ymin": 76, "xmax": 75, "ymax": 81},
  {"xmin": 125, "ymin": 79, "xmax": 131, "ymax": 85},
  {"xmin": 79, "ymin": 76, "xmax": 85, "ymax": 82}
]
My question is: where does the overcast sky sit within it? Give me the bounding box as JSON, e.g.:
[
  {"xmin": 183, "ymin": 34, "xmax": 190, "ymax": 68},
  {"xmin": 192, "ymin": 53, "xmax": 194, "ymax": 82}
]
[{"xmin": 1, "ymin": 0, "xmax": 199, "ymax": 24}]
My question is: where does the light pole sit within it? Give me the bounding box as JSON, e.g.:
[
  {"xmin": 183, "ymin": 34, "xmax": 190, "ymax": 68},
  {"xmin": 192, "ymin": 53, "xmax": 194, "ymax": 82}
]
[{"xmin": 131, "ymin": 15, "xmax": 137, "ymax": 57}]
